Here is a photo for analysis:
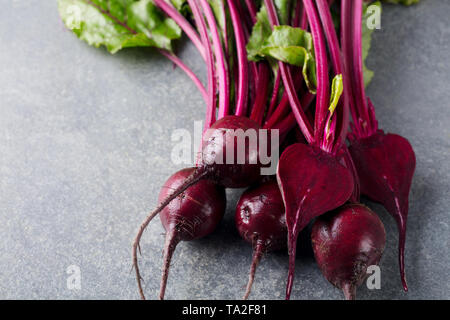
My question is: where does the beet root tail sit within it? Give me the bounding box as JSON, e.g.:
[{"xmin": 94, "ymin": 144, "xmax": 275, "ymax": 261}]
[
  {"xmin": 132, "ymin": 168, "xmax": 207, "ymax": 300},
  {"xmin": 160, "ymin": 230, "xmax": 180, "ymax": 300},
  {"xmin": 342, "ymin": 283, "xmax": 356, "ymax": 300},
  {"xmin": 396, "ymin": 214, "xmax": 408, "ymax": 292},
  {"xmin": 243, "ymin": 241, "xmax": 265, "ymax": 300},
  {"xmin": 285, "ymin": 236, "xmax": 298, "ymax": 300}
]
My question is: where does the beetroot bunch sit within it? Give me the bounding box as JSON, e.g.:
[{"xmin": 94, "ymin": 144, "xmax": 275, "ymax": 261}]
[{"xmin": 58, "ymin": 0, "xmax": 418, "ymax": 300}]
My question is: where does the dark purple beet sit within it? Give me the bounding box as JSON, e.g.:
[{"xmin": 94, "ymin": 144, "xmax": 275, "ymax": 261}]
[
  {"xmin": 235, "ymin": 180, "xmax": 287, "ymax": 299},
  {"xmin": 312, "ymin": 204, "xmax": 386, "ymax": 300},
  {"xmin": 201, "ymin": 115, "xmax": 265, "ymax": 188},
  {"xmin": 277, "ymin": 143, "xmax": 354, "ymax": 299},
  {"xmin": 348, "ymin": 130, "xmax": 416, "ymax": 291}
]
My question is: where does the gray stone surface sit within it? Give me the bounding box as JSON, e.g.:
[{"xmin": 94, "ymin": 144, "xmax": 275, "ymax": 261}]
[{"xmin": 0, "ymin": 0, "xmax": 448, "ymax": 300}]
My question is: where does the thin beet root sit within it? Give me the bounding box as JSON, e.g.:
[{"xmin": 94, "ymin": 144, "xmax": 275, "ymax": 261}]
[
  {"xmin": 235, "ymin": 181, "xmax": 287, "ymax": 299},
  {"xmin": 311, "ymin": 204, "xmax": 386, "ymax": 300},
  {"xmin": 349, "ymin": 130, "xmax": 415, "ymax": 291},
  {"xmin": 133, "ymin": 167, "xmax": 226, "ymax": 300}
]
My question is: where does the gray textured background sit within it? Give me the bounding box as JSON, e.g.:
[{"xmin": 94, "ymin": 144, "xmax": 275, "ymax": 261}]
[{"xmin": 0, "ymin": 0, "xmax": 448, "ymax": 300}]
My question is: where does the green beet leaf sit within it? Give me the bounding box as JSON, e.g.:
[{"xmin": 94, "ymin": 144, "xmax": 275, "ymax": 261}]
[
  {"xmin": 57, "ymin": 0, "xmax": 182, "ymax": 54},
  {"xmin": 248, "ymin": 24, "xmax": 317, "ymax": 94}
]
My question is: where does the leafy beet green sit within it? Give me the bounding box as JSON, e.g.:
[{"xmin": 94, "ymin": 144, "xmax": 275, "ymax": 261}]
[
  {"xmin": 248, "ymin": 25, "xmax": 317, "ymax": 93},
  {"xmin": 57, "ymin": 0, "xmax": 182, "ymax": 53}
]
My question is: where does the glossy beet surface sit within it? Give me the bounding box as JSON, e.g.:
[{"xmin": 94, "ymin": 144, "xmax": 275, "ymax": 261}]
[
  {"xmin": 349, "ymin": 130, "xmax": 416, "ymax": 291},
  {"xmin": 159, "ymin": 167, "xmax": 226, "ymax": 241},
  {"xmin": 201, "ymin": 115, "xmax": 265, "ymax": 188},
  {"xmin": 235, "ymin": 180, "xmax": 287, "ymax": 250},
  {"xmin": 277, "ymin": 143, "xmax": 354, "ymax": 299},
  {"xmin": 312, "ymin": 204, "xmax": 386, "ymax": 300},
  {"xmin": 235, "ymin": 180, "xmax": 287, "ymax": 299}
]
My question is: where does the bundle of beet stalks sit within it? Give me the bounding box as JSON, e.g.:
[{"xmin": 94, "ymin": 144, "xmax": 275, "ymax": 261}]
[{"xmin": 58, "ymin": 0, "xmax": 419, "ymax": 300}]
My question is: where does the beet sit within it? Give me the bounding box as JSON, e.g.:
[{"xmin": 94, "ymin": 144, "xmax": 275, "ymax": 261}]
[
  {"xmin": 133, "ymin": 168, "xmax": 226, "ymax": 299},
  {"xmin": 277, "ymin": 143, "xmax": 354, "ymax": 299},
  {"xmin": 235, "ymin": 181, "xmax": 287, "ymax": 299},
  {"xmin": 311, "ymin": 204, "xmax": 386, "ymax": 300},
  {"xmin": 201, "ymin": 115, "xmax": 265, "ymax": 188},
  {"xmin": 348, "ymin": 130, "xmax": 416, "ymax": 291},
  {"xmin": 340, "ymin": 0, "xmax": 417, "ymax": 291}
]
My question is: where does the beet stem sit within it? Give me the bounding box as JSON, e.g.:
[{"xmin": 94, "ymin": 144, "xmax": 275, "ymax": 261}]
[
  {"xmin": 243, "ymin": 241, "xmax": 265, "ymax": 300},
  {"xmin": 341, "ymin": 0, "xmax": 360, "ymax": 135},
  {"xmin": 342, "ymin": 283, "xmax": 356, "ymax": 300},
  {"xmin": 352, "ymin": 0, "xmax": 371, "ymax": 128},
  {"xmin": 199, "ymin": 0, "xmax": 230, "ymax": 118},
  {"xmin": 250, "ymin": 64, "xmax": 270, "ymax": 125},
  {"xmin": 303, "ymin": 0, "xmax": 330, "ymax": 144},
  {"xmin": 244, "ymin": 0, "xmax": 257, "ymax": 23},
  {"xmin": 159, "ymin": 229, "xmax": 180, "ymax": 300},
  {"xmin": 228, "ymin": 0, "xmax": 249, "ymax": 117},
  {"xmin": 316, "ymin": 0, "xmax": 350, "ymax": 149},
  {"xmin": 264, "ymin": 0, "xmax": 314, "ymax": 144},
  {"xmin": 132, "ymin": 169, "xmax": 207, "ymax": 300},
  {"xmin": 187, "ymin": 0, "xmax": 216, "ymax": 130},
  {"xmin": 266, "ymin": 71, "xmax": 281, "ymax": 120}
]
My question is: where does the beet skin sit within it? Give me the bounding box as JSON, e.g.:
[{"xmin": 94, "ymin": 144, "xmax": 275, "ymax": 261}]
[{"xmin": 312, "ymin": 204, "xmax": 386, "ymax": 300}]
